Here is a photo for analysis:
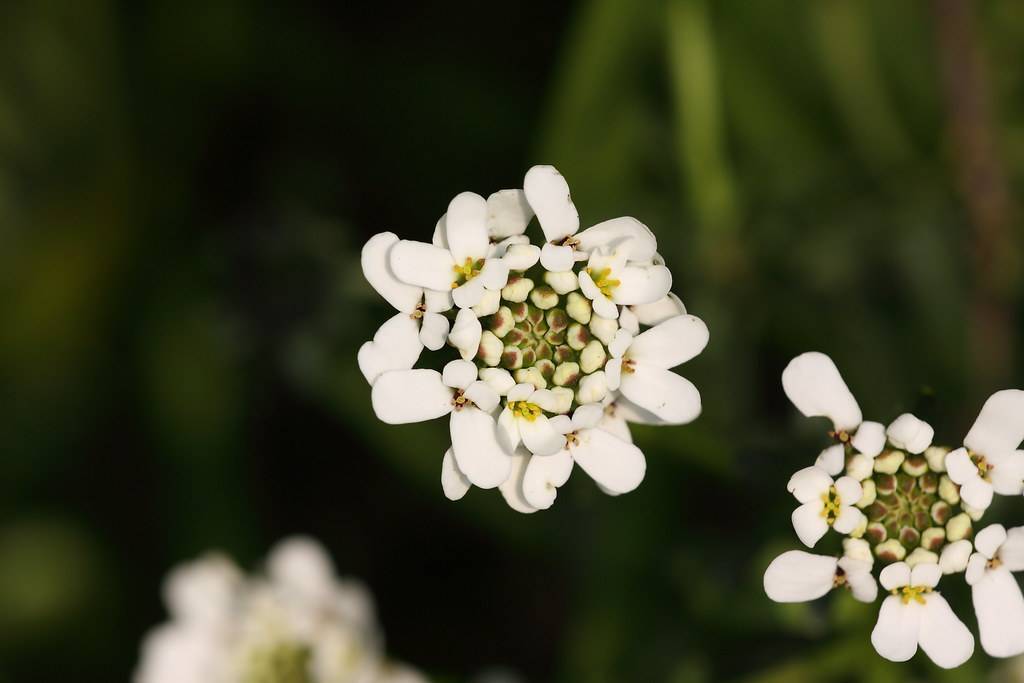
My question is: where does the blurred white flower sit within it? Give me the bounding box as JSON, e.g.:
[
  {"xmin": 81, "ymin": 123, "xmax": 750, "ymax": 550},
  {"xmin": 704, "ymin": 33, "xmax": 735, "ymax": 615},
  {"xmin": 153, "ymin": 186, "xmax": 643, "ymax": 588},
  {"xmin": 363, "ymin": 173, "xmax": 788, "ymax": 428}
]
[
  {"xmin": 945, "ymin": 390, "xmax": 1024, "ymax": 512},
  {"xmin": 359, "ymin": 165, "xmax": 708, "ymax": 511},
  {"xmin": 966, "ymin": 524, "xmax": 1024, "ymax": 657},
  {"xmin": 135, "ymin": 537, "xmax": 427, "ymax": 683}
]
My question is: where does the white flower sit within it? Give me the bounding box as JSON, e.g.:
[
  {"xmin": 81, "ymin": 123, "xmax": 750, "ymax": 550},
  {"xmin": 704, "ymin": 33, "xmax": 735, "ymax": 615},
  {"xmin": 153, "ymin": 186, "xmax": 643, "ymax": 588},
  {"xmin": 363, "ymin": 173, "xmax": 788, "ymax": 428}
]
[
  {"xmin": 136, "ymin": 538, "xmax": 421, "ymax": 683},
  {"xmin": 372, "ymin": 360, "xmax": 510, "ymax": 488},
  {"xmin": 782, "ymin": 352, "xmax": 888, "ymax": 462},
  {"xmin": 517, "ymin": 403, "xmax": 646, "ymax": 510},
  {"xmin": 629, "ymin": 293, "xmax": 686, "ymax": 327},
  {"xmin": 389, "ymin": 192, "xmax": 511, "ymax": 309},
  {"xmin": 965, "ymin": 524, "xmax": 1024, "ymax": 658},
  {"xmin": 358, "ymin": 232, "xmax": 452, "ymax": 384},
  {"xmin": 497, "ymin": 383, "xmax": 568, "ymax": 456},
  {"xmin": 945, "ymin": 390, "xmax": 1024, "ymax": 512},
  {"xmin": 786, "ymin": 465, "xmax": 865, "ymax": 547},
  {"xmin": 577, "ymin": 245, "xmax": 672, "ymax": 320},
  {"xmin": 870, "ymin": 561, "xmax": 974, "ymax": 669},
  {"xmin": 604, "ymin": 315, "xmax": 708, "ymax": 424},
  {"xmin": 764, "ymin": 549, "xmax": 877, "ymax": 603}
]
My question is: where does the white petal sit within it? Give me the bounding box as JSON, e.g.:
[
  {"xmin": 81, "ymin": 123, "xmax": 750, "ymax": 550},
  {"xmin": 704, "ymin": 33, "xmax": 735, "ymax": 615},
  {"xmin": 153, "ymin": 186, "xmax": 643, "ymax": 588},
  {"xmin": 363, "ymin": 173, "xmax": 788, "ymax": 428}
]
[
  {"xmin": 472, "ymin": 289, "xmax": 501, "ymax": 317},
  {"xmin": 945, "ymin": 448, "xmax": 976, "ymax": 485},
  {"xmin": 973, "ymin": 566, "xmax": 1024, "ymax": 657},
  {"xmin": 940, "ymin": 540, "xmax": 973, "ymax": 574},
  {"xmin": 522, "ymin": 449, "xmax": 574, "ymax": 509},
  {"xmin": 357, "ymin": 314, "xmax": 423, "ymax": 384},
  {"xmin": 1001, "ymin": 526, "xmax": 1024, "ymax": 571},
  {"xmin": 612, "ymin": 264, "xmax": 673, "ymax": 305},
  {"xmin": 432, "ymin": 214, "xmax": 448, "ymax": 248},
  {"xmin": 610, "ymin": 396, "xmax": 663, "ymax": 425},
  {"xmin": 787, "ymin": 466, "xmax": 833, "ymax": 504},
  {"xmin": 781, "ymin": 352, "xmax": 862, "ymax": 432},
  {"xmin": 618, "ymin": 364, "xmax": 701, "ymax": 424},
  {"xmin": 547, "ymin": 414, "xmax": 573, "ymax": 434},
  {"xmin": 540, "ymin": 243, "xmax": 575, "ymax": 272},
  {"xmin": 838, "ymin": 557, "xmax": 879, "ymax": 602},
  {"xmin": 450, "ymin": 408, "xmax": 512, "ymax": 489},
  {"xmin": 624, "ymin": 315, "xmax": 708, "ymax": 370},
  {"xmin": 851, "ymin": 421, "xmax": 886, "ymax": 458},
  {"xmin": 574, "ymin": 217, "xmax": 657, "ymax": 262},
  {"xmin": 961, "ymin": 476, "xmax": 994, "ymax": 511},
  {"xmin": 531, "ymin": 389, "xmax": 565, "ymax": 415},
  {"xmin": 423, "ymin": 288, "xmax": 453, "ymax": 312},
  {"xmin": 452, "ymin": 276, "xmax": 486, "ymax": 309},
  {"xmin": 441, "ymin": 448, "xmax": 471, "ymax": 501},
  {"xmin": 607, "ymin": 329, "xmax": 632, "ymax": 359},
  {"xmin": 163, "ymin": 555, "xmax": 240, "ymax": 624},
  {"xmin": 497, "ymin": 408, "xmax": 520, "ymax": 453},
  {"xmin": 595, "ymin": 362, "xmax": 619, "ymax": 394},
  {"xmin": 989, "ymin": 450, "xmax": 1024, "ymax": 496},
  {"xmin": 975, "ymin": 524, "xmax": 1007, "ymax": 560},
  {"xmin": 886, "ymin": 413, "xmax": 935, "ymax": 455},
  {"xmin": 498, "ymin": 449, "xmax": 538, "ymax": 514},
  {"xmin": 832, "ymin": 506, "xmax": 865, "ymax": 535},
  {"xmin": 478, "ymin": 258, "xmax": 510, "ymax": 291},
  {"xmin": 449, "ymin": 308, "xmax": 482, "ymax": 361},
  {"xmin": 571, "ymin": 403, "xmax": 605, "ymax": 430},
  {"xmin": 570, "ymin": 428, "xmax": 646, "ymax": 495},
  {"xmin": 630, "ymin": 293, "xmax": 686, "ymax": 326},
  {"xmin": 480, "ymin": 368, "xmax": 516, "ymax": 395},
  {"xmin": 465, "ymin": 380, "xmax": 500, "ymax": 413},
  {"xmin": 504, "ymin": 244, "xmax": 541, "ymax": 271},
  {"xmin": 520, "ymin": 415, "xmax": 567, "ymax": 456},
  {"xmin": 880, "ymin": 562, "xmax": 912, "ymax": 591},
  {"xmin": 419, "ymin": 312, "xmax": 450, "ymax": 350},
  {"xmin": 598, "ymin": 413, "xmax": 632, "ymax": 443},
  {"xmin": 443, "ymin": 359, "xmax": 478, "ymax": 390},
  {"xmin": 919, "ymin": 593, "xmax": 975, "ymax": 668},
  {"xmin": 371, "ymin": 370, "xmax": 452, "ymax": 424},
  {"xmin": 911, "ymin": 562, "xmax": 942, "ymax": 589},
  {"xmin": 965, "ymin": 389, "xmax": 1024, "ymax": 458},
  {"xmin": 792, "ymin": 501, "xmax": 830, "ymax": 548},
  {"xmin": 846, "ymin": 453, "xmax": 874, "ymax": 481},
  {"xmin": 592, "ymin": 293, "xmax": 620, "ymax": 320},
  {"xmin": 445, "ymin": 191, "xmax": 490, "ymax": 263},
  {"xmin": 523, "ymin": 165, "xmax": 578, "ymax": 242},
  {"xmin": 835, "ymin": 476, "xmax": 863, "ymax": 506},
  {"xmin": 389, "ymin": 240, "xmax": 457, "ymax": 291},
  {"xmin": 361, "ymin": 232, "xmax": 423, "ymax": 312},
  {"xmin": 815, "ymin": 444, "xmax": 846, "ymax": 477},
  {"xmin": 966, "ymin": 553, "xmax": 988, "ymax": 585},
  {"xmin": 486, "ymin": 189, "xmax": 533, "ymax": 239},
  {"xmin": 507, "ymin": 383, "xmax": 535, "ymax": 402},
  {"xmin": 763, "ymin": 550, "xmax": 838, "ymax": 603},
  {"xmin": 871, "ymin": 596, "xmax": 922, "ymax": 663}
]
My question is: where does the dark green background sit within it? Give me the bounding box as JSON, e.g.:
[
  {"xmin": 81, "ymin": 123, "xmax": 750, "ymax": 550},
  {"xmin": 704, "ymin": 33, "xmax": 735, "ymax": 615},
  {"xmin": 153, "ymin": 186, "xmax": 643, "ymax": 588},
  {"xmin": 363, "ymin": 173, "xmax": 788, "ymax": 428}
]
[{"xmin": 2, "ymin": 1, "xmax": 1023, "ymax": 681}]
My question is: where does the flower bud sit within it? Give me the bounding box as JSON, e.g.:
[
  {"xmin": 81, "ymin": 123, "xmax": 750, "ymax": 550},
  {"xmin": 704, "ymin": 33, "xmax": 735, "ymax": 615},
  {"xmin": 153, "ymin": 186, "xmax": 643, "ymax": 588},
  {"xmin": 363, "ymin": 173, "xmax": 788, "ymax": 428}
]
[
  {"xmin": 873, "ymin": 450, "xmax": 905, "ymax": 474},
  {"xmin": 843, "ymin": 538, "xmax": 873, "ymax": 564},
  {"xmin": 924, "ymin": 446, "xmax": 948, "ymax": 472},
  {"xmin": 535, "ymin": 359, "xmax": 555, "ymax": 380},
  {"xmin": 478, "ymin": 331, "xmax": 503, "ymax": 366},
  {"xmin": 473, "ymin": 289, "xmax": 501, "ymax": 317},
  {"xmin": 544, "ymin": 271, "xmax": 579, "ymax": 295},
  {"xmin": 552, "ymin": 362, "xmax": 581, "ymax": 387},
  {"xmin": 509, "ymin": 302, "xmax": 528, "ymax": 322},
  {"xmin": 501, "ymin": 276, "xmax": 534, "ymax": 303},
  {"xmin": 566, "ymin": 292, "xmax": 592, "ymax": 324},
  {"xmin": 546, "ymin": 308, "xmax": 569, "ymax": 333},
  {"xmin": 918, "ymin": 472, "xmax": 938, "ymax": 495},
  {"xmin": 490, "ymin": 306, "xmax": 515, "ymax": 338},
  {"xmin": 857, "ymin": 480, "xmax": 877, "ymax": 508},
  {"xmin": 579, "ymin": 341, "xmax": 608, "ymax": 374},
  {"xmin": 554, "ymin": 345, "xmax": 574, "ymax": 363},
  {"xmin": 501, "ymin": 346, "xmax": 523, "ymax": 370},
  {"xmin": 514, "ymin": 367, "xmax": 546, "ymax": 390},
  {"xmin": 899, "ymin": 526, "xmax": 920, "ymax": 548},
  {"xmin": 930, "ymin": 501, "xmax": 951, "ymax": 525},
  {"xmin": 567, "ymin": 323, "xmax": 590, "ymax": 351},
  {"xmin": 577, "ymin": 371, "xmax": 608, "ymax": 404},
  {"xmin": 547, "ymin": 387, "xmax": 574, "ymax": 414},
  {"xmin": 938, "ymin": 475, "xmax": 960, "ymax": 505},
  {"xmin": 875, "ymin": 473, "xmax": 897, "ymax": 496},
  {"xmin": 961, "ymin": 502, "xmax": 985, "ymax": 522},
  {"xmin": 946, "ymin": 513, "xmax": 972, "ymax": 542},
  {"xmin": 921, "ymin": 527, "xmax": 946, "ymax": 551},
  {"xmin": 905, "ymin": 548, "xmax": 938, "ymax": 568},
  {"xmin": 875, "ymin": 539, "xmax": 907, "ymax": 563},
  {"xmin": 589, "ymin": 315, "xmax": 618, "ymax": 346},
  {"xmin": 901, "ymin": 454, "xmax": 928, "ymax": 477},
  {"xmin": 529, "ymin": 286, "xmax": 559, "ymax": 310},
  {"xmin": 865, "ymin": 522, "xmax": 888, "ymax": 544},
  {"xmin": 846, "ymin": 453, "xmax": 874, "ymax": 481}
]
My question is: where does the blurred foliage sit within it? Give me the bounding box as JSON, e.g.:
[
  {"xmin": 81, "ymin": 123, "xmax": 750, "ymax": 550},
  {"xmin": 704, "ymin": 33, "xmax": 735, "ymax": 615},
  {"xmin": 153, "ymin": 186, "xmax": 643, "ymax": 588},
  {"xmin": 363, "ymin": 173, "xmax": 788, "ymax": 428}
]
[{"xmin": 2, "ymin": 1, "xmax": 1024, "ymax": 682}]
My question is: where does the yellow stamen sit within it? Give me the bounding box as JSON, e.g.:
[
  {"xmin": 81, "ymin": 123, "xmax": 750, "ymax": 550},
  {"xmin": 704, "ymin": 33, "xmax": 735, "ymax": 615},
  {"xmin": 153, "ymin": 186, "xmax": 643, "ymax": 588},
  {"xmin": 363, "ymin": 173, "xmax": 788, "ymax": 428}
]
[
  {"xmin": 509, "ymin": 400, "xmax": 542, "ymax": 422},
  {"xmin": 894, "ymin": 585, "xmax": 931, "ymax": 605},
  {"xmin": 820, "ymin": 485, "xmax": 842, "ymax": 525},
  {"xmin": 452, "ymin": 257, "xmax": 483, "ymax": 287},
  {"xmin": 586, "ymin": 267, "xmax": 621, "ymax": 298}
]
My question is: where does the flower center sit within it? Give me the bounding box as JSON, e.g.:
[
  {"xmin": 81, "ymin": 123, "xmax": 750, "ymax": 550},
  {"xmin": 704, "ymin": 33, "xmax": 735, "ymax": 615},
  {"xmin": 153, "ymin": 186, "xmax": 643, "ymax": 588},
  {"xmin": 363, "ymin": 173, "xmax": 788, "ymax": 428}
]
[
  {"xmin": 820, "ymin": 485, "xmax": 843, "ymax": 525},
  {"xmin": 241, "ymin": 641, "xmax": 313, "ymax": 683},
  {"xmin": 829, "ymin": 429, "xmax": 851, "ymax": 444},
  {"xmin": 895, "ymin": 585, "xmax": 931, "ymax": 605},
  {"xmin": 452, "ymin": 257, "xmax": 484, "ymax": 287},
  {"xmin": 510, "ymin": 400, "xmax": 542, "ymax": 421},
  {"xmin": 410, "ymin": 301, "xmax": 426, "ymax": 320},
  {"xmin": 452, "ymin": 389, "xmax": 471, "ymax": 410},
  {"xmin": 586, "ymin": 267, "xmax": 621, "ymax": 298},
  {"xmin": 832, "ymin": 566, "xmax": 847, "ymax": 588},
  {"xmin": 972, "ymin": 453, "xmax": 992, "ymax": 481},
  {"xmin": 861, "ymin": 449, "xmax": 973, "ymax": 564}
]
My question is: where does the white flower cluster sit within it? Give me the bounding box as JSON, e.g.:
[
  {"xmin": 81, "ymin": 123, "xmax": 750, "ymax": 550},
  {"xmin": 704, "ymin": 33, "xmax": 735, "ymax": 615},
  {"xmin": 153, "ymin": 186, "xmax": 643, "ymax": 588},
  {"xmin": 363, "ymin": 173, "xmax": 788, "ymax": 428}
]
[
  {"xmin": 134, "ymin": 537, "xmax": 426, "ymax": 683},
  {"xmin": 358, "ymin": 165, "xmax": 708, "ymax": 512},
  {"xmin": 764, "ymin": 352, "xmax": 1024, "ymax": 669}
]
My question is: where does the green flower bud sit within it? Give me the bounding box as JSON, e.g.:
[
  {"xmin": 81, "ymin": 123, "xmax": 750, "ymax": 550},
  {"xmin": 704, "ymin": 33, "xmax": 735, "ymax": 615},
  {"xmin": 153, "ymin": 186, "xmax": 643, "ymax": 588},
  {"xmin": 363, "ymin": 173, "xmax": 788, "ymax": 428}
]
[
  {"xmin": 938, "ymin": 475, "xmax": 960, "ymax": 505},
  {"xmin": 576, "ymin": 371, "xmax": 608, "ymax": 404},
  {"xmin": 875, "ymin": 539, "xmax": 907, "ymax": 563},
  {"xmin": 579, "ymin": 340, "xmax": 608, "ymax": 374},
  {"xmin": 902, "ymin": 454, "xmax": 928, "ymax": 477},
  {"xmin": 905, "ymin": 548, "xmax": 938, "ymax": 568},
  {"xmin": 874, "ymin": 450, "xmax": 906, "ymax": 474},
  {"xmin": 865, "ymin": 522, "xmax": 888, "ymax": 544},
  {"xmin": 478, "ymin": 331, "xmax": 503, "ymax": 366},
  {"xmin": 589, "ymin": 315, "xmax": 618, "ymax": 346},
  {"xmin": 530, "ymin": 286, "xmax": 559, "ymax": 310},
  {"xmin": 490, "ymin": 306, "xmax": 515, "ymax": 337},
  {"xmin": 501, "ymin": 346, "xmax": 523, "ymax": 370},
  {"xmin": 924, "ymin": 446, "xmax": 948, "ymax": 473},
  {"xmin": 535, "ymin": 358, "xmax": 555, "ymax": 380},
  {"xmin": 554, "ymin": 345, "xmax": 574, "ymax": 364},
  {"xmin": 514, "ymin": 367, "xmax": 546, "ymax": 390},
  {"xmin": 552, "ymin": 362, "xmax": 581, "ymax": 387},
  {"xmin": 930, "ymin": 500, "xmax": 952, "ymax": 525},
  {"xmin": 567, "ymin": 323, "xmax": 589, "ymax": 351},
  {"xmin": 899, "ymin": 526, "xmax": 920, "ymax": 548},
  {"xmin": 501, "ymin": 276, "xmax": 534, "ymax": 303},
  {"xmin": 921, "ymin": 527, "xmax": 946, "ymax": 551},
  {"xmin": 566, "ymin": 292, "xmax": 592, "ymax": 324},
  {"xmin": 946, "ymin": 513, "xmax": 973, "ymax": 542},
  {"xmin": 546, "ymin": 308, "xmax": 569, "ymax": 333},
  {"xmin": 875, "ymin": 473, "xmax": 897, "ymax": 496},
  {"xmin": 509, "ymin": 302, "xmax": 528, "ymax": 322},
  {"xmin": 544, "ymin": 270, "xmax": 579, "ymax": 295},
  {"xmin": 857, "ymin": 479, "xmax": 877, "ymax": 508}
]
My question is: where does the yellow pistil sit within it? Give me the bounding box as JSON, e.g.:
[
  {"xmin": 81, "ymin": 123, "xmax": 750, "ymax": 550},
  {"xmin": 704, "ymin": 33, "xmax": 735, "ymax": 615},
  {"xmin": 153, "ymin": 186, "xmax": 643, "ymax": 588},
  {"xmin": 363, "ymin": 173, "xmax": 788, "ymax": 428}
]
[
  {"xmin": 586, "ymin": 267, "xmax": 621, "ymax": 298},
  {"xmin": 510, "ymin": 400, "xmax": 542, "ymax": 422},
  {"xmin": 974, "ymin": 455, "xmax": 992, "ymax": 480},
  {"xmin": 621, "ymin": 359, "xmax": 637, "ymax": 375},
  {"xmin": 452, "ymin": 390, "xmax": 469, "ymax": 410},
  {"xmin": 894, "ymin": 585, "xmax": 931, "ymax": 605},
  {"xmin": 452, "ymin": 257, "xmax": 483, "ymax": 287},
  {"xmin": 829, "ymin": 429, "xmax": 851, "ymax": 444},
  {"xmin": 820, "ymin": 485, "xmax": 842, "ymax": 525},
  {"xmin": 410, "ymin": 301, "xmax": 426, "ymax": 320}
]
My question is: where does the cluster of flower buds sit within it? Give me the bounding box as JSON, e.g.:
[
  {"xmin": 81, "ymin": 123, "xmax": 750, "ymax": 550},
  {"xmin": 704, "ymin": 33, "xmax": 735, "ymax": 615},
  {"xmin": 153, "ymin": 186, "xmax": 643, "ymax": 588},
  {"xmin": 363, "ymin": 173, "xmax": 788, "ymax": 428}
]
[
  {"xmin": 134, "ymin": 538, "xmax": 425, "ymax": 683},
  {"xmin": 764, "ymin": 353, "xmax": 1024, "ymax": 668},
  {"xmin": 358, "ymin": 165, "xmax": 708, "ymax": 512}
]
